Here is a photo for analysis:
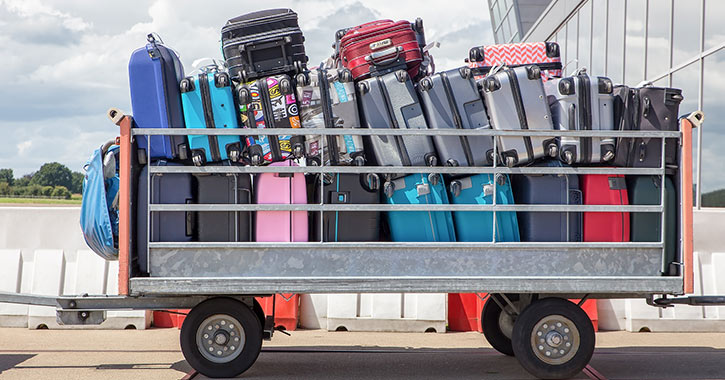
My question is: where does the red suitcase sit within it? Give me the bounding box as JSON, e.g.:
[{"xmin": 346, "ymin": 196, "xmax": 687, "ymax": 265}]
[
  {"xmin": 339, "ymin": 20, "xmax": 423, "ymax": 80},
  {"xmin": 468, "ymin": 41, "xmax": 562, "ymax": 81},
  {"xmin": 581, "ymin": 174, "xmax": 630, "ymax": 242}
]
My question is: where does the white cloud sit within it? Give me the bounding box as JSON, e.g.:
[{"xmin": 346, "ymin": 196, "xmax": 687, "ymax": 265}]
[{"xmin": 16, "ymin": 140, "xmax": 32, "ymax": 155}]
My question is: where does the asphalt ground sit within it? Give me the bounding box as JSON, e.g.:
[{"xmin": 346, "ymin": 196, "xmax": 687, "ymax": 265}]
[{"xmin": 0, "ymin": 328, "xmax": 724, "ymax": 379}]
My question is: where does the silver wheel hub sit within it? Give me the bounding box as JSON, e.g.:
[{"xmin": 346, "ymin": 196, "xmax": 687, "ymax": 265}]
[
  {"xmin": 196, "ymin": 314, "xmax": 245, "ymax": 364},
  {"xmin": 530, "ymin": 314, "xmax": 579, "ymax": 365}
]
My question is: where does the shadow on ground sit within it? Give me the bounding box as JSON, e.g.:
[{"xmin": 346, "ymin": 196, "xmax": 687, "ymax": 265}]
[{"xmin": 0, "ymin": 354, "xmax": 34, "ymax": 373}]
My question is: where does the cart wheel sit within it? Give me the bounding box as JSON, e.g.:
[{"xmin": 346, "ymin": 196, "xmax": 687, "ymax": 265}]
[
  {"xmin": 192, "ymin": 152, "xmax": 204, "ymax": 167},
  {"xmin": 511, "ymin": 298, "xmax": 595, "ymax": 380},
  {"xmin": 180, "ymin": 298, "xmax": 262, "ymax": 379},
  {"xmin": 481, "ymin": 294, "xmax": 523, "ymax": 356}
]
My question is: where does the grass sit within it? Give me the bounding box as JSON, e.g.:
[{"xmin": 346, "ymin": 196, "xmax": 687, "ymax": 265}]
[{"xmin": 0, "ymin": 197, "xmax": 82, "ymax": 205}]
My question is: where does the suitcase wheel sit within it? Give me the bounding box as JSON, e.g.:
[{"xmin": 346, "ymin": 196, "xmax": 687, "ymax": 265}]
[
  {"xmin": 561, "ymin": 149, "xmax": 575, "ymax": 165},
  {"xmin": 214, "ymin": 73, "xmax": 230, "ymax": 88},
  {"xmin": 547, "ymin": 143, "xmax": 559, "ymax": 159},
  {"xmin": 558, "ymin": 78, "xmax": 575, "ymax": 95},
  {"xmin": 469, "ymin": 46, "xmax": 484, "ymax": 62},
  {"xmin": 383, "ymin": 181, "xmax": 395, "ymax": 198},
  {"xmin": 295, "ymin": 73, "xmax": 309, "ymax": 87},
  {"xmin": 180, "ymin": 78, "xmax": 194, "ymax": 93},
  {"xmin": 459, "ymin": 66, "xmax": 472, "ymax": 79},
  {"xmin": 525, "ymin": 65, "xmax": 541, "ymax": 80},
  {"xmin": 357, "ymin": 81, "xmax": 370, "ymax": 94},
  {"xmin": 425, "ymin": 154, "xmax": 438, "ymax": 167},
  {"xmin": 228, "ymin": 147, "xmax": 241, "ymax": 163},
  {"xmin": 496, "ymin": 174, "xmax": 507, "ymax": 186},
  {"xmin": 445, "ymin": 158, "xmax": 459, "ymax": 167},
  {"xmin": 192, "ymin": 152, "xmax": 205, "ymax": 167},
  {"xmin": 505, "ymin": 155, "xmax": 516, "ymax": 168},
  {"xmin": 237, "ymin": 87, "xmax": 251, "ymax": 105},
  {"xmin": 484, "ymin": 77, "xmax": 501, "ymax": 92},
  {"xmin": 414, "ymin": 18, "xmax": 424, "ymax": 34},
  {"xmin": 427, "ymin": 173, "xmax": 439, "ymax": 186},
  {"xmin": 449, "ymin": 180, "xmax": 462, "ymax": 197},
  {"xmin": 601, "ymin": 145, "xmax": 615, "ymax": 162},
  {"xmin": 362, "ymin": 173, "xmax": 380, "ymax": 191},
  {"xmin": 353, "ymin": 155, "xmax": 366, "ymax": 166},
  {"xmin": 292, "ymin": 144, "xmax": 304, "ymax": 159},
  {"xmin": 250, "ymin": 154, "xmax": 262, "ymax": 166},
  {"xmin": 395, "ymin": 70, "xmax": 408, "ymax": 83},
  {"xmin": 280, "ymin": 78, "xmax": 293, "ymax": 95},
  {"xmin": 419, "ymin": 77, "xmax": 433, "ymax": 91},
  {"xmin": 340, "ymin": 69, "xmax": 353, "ymax": 83}
]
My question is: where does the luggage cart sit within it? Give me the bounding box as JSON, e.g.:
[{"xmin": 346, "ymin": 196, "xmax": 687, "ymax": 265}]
[{"xmin": 1, "ymin": 109, "xmax": 720, "ymax": 380}]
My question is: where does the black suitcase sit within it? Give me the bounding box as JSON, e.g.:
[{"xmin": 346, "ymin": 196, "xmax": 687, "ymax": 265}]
[
  {"xmin": 221, "ymin": 9, "xmax": 307, "ymax": 82},
  {"xmin": 510, "ymin": 160, "xmax": 582, "ymax": 242},
  {"xmin": 194, "ymin": 172, "xmax": 253, "ymax": 242},
  {"xmin": 309, "ymin": 173, "xmax": 381, "ymax": 242},
  {"xmin": 136, "ymin": 162, "xmax": 194, "ymax": 274},
  {"xmin": 612, "ymin": 85, "xmax": 683, "ymax": 167},
  {"xmin": 417, "ymin": 66, "xmax": 494, "ymax": 167}
]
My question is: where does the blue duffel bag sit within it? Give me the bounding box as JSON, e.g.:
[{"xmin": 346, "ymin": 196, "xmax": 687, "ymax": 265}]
[{"xmin": 80, "ymin": 141, "xmax": 120, "ymax": 260}]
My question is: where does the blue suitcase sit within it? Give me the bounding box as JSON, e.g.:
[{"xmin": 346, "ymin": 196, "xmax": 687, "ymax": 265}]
[
  {"xmin": 448, "ymin": 174, "xmax": 520, "ymax": 242},
  {"xmin": 510, "ymin": 160, "xmax": 582, "ymax": 242},
  {"xmin": 128, "ymin": 34, "xmax": 188, "ymax": 162},
  {"xmin": 385, "ymin": 173, "xmax": 456, "ymax": 242},
  {"xmin": 180, "ymin": 68, "xmax": 243, "ymax": 166},
  {"xmin": 136, "ymin": 161, "xmax": 194, "ymax": 274}
]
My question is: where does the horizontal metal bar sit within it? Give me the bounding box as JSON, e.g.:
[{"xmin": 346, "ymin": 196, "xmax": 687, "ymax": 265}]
[
  {"xmin": 0, "ymin": 291, "xmax": 58, "ymax": 307},
  {"xmin": 132, "ymin": 128, "xmax": 681, "ymax": 138},
  {"xmin": 149, "ymin": 203, "xmax": 662, "ymax": 212},
  {"xmin": 150, "ymin": 165, "xmax": 666, "ymax": 175},
  {"xmin": 129, "ymin": 276, "xmax": 684, "ymax": 295},
  {"xmin": 55, "ymin": 295, "xmax": 233, "ymax": 310},
  {"xmin": 148, "ymin": 241, "xmax": 663, "ymax": 249}
]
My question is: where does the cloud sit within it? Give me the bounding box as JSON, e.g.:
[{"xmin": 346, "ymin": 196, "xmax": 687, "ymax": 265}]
[{"xmin": 16, "ymin": 140, "xmax": 32, "ymax": 155}]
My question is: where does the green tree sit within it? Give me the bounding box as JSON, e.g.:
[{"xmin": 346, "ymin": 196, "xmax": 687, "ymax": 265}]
[
  {"xmin": 0, "ymin": 168, "xmax": 13, "ymax": 186},
  {"xmin": 51, "ymin": 186, "xmax": 71, "ymax": 199},
  {"xmin": 30, "ymin": 162, "xmax": 72, "ymax": 189},
  {"xmin": 70, "ymin": 171, "xmax": 84, "ymax": 194},
  {"xmin": 0, "ymin": 182, "xmax": 9, "ymax": 196},
  {"xmin": 14, "ymin": 174, "xmax": 32, "ymax": 187}
]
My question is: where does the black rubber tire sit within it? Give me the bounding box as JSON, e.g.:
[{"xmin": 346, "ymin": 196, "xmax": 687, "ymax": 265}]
[
  {"xmin": 511, "ymin": 298, "xmax": 595, "ymax": 380},
  {"xmin": 481, "ymin": 294, "xmax": 518, "ymax": 356},
  {"xmin": 180, "ymin": 298, "xmax": 262, "ymax": 379}
]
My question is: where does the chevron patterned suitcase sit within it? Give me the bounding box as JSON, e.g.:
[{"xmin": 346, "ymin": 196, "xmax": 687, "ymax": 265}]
[{"xmin": 468, "ymin": 42, "xmax": 562, "ymax": 81}]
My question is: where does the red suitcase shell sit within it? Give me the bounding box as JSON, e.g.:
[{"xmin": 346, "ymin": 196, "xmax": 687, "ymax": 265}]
[
  {"xmin": 581, "ymin": 174, "xmax": 630, "ymax": 242},
  {"xmin": 468, "ymin": 41, "xmax": 562, "ymax": 81},
  {"xmin": 339, "ymin": 20, "xmax": 422, "ymax": 81}
]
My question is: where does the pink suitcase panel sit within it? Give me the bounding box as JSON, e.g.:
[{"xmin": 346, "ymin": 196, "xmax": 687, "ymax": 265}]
[
  {"xmin": 468, "ymin": 42, "xmax": 562, "ymax": 81},
  {"xmin": 255, "ymin": 161, "xmax": 308, "ymax": 242}
]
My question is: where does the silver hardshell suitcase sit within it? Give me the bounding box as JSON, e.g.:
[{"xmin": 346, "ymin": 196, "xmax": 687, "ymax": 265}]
[
  {"xmin": 417, "ymin": 66, "xmax": 494, "ymax": 167},
  {"xmin": 296, "ymin": 65, "xmax": 365, "ymax": 166},
  {"xmin": 545, "ymin": 71, "xmax": 616, "ymax": 165},
  {"xmin": 357, "ymin": 69, "xmax": 438, "ymax": 169},
  {"xmin": 480, "ymin": 65, "xmax": 558, "ymax": 167}
]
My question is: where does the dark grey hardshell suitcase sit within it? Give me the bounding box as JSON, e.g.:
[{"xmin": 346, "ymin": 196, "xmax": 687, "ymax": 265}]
[
  {"xmin": 417, "ymin": 66, "xmax": 494, "ymax": 167},
  {"xmin": 510, "ymin": 160, "xmax": 582, "ymax": 242},
  {"xmin": 221, "ymin": 9, "xmax": 307, "ymax": 82},
  {"xmin": 194, "ymin": 173, "xmax": 252, "ymax": 242},
  {"xmin": 612, "ymin": 85, "xmax": 683, "ymax": 167},
  {"xmin": 545, "ymin": 72, "xmax": 616, "ymax": 165},
  {"xmin": 357, "ymin": 70, "xmax": 438, "ymax": 169},
  {"xmin": 480, "ymin": 65, "xmax": 558, "ymax": 167},
  {"xmin": 137, "ymin": 162, "xmax": 194, "ymax": 274}
]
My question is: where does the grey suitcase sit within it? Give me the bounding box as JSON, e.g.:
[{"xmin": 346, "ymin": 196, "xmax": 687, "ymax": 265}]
[
  {"xmin": 357, "ymin": 69, "xmax": 438, "ymax": 169},
  {"xmin": 296, "ymin": 65, "xmax": 366, "ymax": 166},
  {"xmin": 194, "ymin": 173, "xmax": 252, "ymax": 242},
  {"xmin": 480, "ymin": 65, "xmax": 558, "ymax": 167},
  {"xmin": 545, "ymin": 71, "xmax": 616, "ymax": 165},
  {"xmin": 417, "ymin": 66, "xmax": 494, "ymax": 167}
]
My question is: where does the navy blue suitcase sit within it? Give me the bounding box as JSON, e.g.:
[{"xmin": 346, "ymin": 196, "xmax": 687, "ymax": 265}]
[
  {"xmin": 510, "ymin": 160, "xmax": 582, "ymax": 242},
  {"xmin": 136, "ymin": 161, "xmax": 194, "ymax": 274},
  {"xmin": 129, "ymin": 34, "xmax": 188, "ymax": 162}
]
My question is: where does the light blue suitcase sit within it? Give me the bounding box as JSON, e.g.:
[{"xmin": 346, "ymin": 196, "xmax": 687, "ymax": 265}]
[
  {"xmin": 385, "ymin": 173, "xmax": 456, "ymax": 242},
  {"xmin": 448, "ymin": 174, "xmax": 520, "ymax": 242},
  {"xmin": 180, "ymin": 69, "xmax": 243, "ymax": 166}
]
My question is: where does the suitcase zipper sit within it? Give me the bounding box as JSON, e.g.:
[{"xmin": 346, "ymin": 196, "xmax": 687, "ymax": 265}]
[
  {"xmin": 319, "ymin": 69, "xmax": 340, "ymax": 165},
  {"xmin": 505, "ymin": 69, "xmax": 534, "ymax": 162},
  {"xmin": 198, "ymin": 73, "xmax": 222, "ymax": 162},
  {"xmin": 440, "ymin": 72, "xmax": 474, "ymax": 166},
  {"xmin": 259, "ymin": 78, "xmax": 282, "ymax": 161},
  {"xmin": 577, "ymin": 74, "xmax": 592, "ymax": 164},
  {"xmin": 376, "ymin": 76, "xmax": 412, "ymax": 166},
  {"xmin": 471, "ymin": 62, "xmax": 562, "ymax": 76}
]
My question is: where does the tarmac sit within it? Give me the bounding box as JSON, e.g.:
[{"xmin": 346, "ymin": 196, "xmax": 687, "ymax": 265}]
[{"xmin": 0, "ymin": 328, "xmax": 724, "ymax": 379}]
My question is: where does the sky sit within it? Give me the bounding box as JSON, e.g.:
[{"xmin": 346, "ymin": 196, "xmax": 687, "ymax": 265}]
[{"xmin": 0, "ymin": 0, "xmax": 492, "ymax": 177}]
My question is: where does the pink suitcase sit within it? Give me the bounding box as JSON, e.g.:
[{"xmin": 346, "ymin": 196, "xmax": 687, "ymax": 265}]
[{"xmin": 255, "ymin": 161, "xmax": 308, "ymax": 242}]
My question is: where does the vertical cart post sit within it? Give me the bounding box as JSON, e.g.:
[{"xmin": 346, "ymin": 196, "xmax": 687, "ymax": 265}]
[
  {"xmin": 109, "ymin": 109, "xmax": 132, "ymax": 296},
  {"xmin": 681, "ymin": 111, "xmax": 703, "ymax": 294}
]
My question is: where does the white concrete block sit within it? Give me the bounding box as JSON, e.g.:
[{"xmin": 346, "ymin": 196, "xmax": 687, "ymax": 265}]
[
  {"xmin": 72, "ymin": 250, "xmax": 108, "ymax": 295},
  {"xmin": 27, "ymin": 250, "xmax": 65, "ymax": 329},
  {"xmin": 597, "ymin": 299, "xmax": 626, "ymax": 331},
  {"xmin": 299, "ymin": 294, "xmax": 327, "ymax": 329},
  {"xmin": 371, "ymin": 294, "xmax": 402, "ymax": 319},
  {"xmin": 104, "ymin": 261, "xmax": 150, "ymax": 330},
  {"xmin": 0, "ymin": 250, "xmax": 28, "ymax": 327},
  {"xmin": 711, "ymin": 252, "xmax": 725, "ymax": 319},
  {"xmin": 412, "ymin": 294, "xmax": 447, "ymax": 321},
  {"xmin": 326, "ymin": 294, "xmax": 357, "ymax": 319}
]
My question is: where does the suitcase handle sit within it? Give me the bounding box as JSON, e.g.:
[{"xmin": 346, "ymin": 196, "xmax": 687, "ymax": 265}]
[{"xmin": 365, "ymin": 46, "xmax": 404, "ymax": 66}]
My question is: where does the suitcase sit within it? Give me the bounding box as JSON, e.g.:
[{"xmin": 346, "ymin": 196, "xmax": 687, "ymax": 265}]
[
  {"xmin": 357, "ymin": 70, "xmax": 438, "ymax": 169},
  {"xmin": 221, "ymin": 9, "xmax": 307, "ymax": 82},
  {"xmin": 309, "ymin": 173, "xmax": 381, "ymax": 242},
  {"xmin": 545, "ymin": 72, "xmax": 616, "ymax": 165},
  {"xmin": 194, "ymin": 172, "xmax": 252, "ymax": 242},
  {"xmin": 128, "ymin": 34, "xmax": 188, "ymax": 162},
  {"xmin": 385, "ymin": 173, "xmax": 456, "ymax": 242},
  {"xmin": 510, "ymin": 160, "xmax": 582, "ymax": 242},
  {"xmin": 339, "ymin": 19, "xmax": 425, "ymax": 81},
  {"xmin": 627, "ymin": 175, "xmax": 677, "ymax": 274},
  {"xmin": 296, "ymin": 66, "xmax": 365, "ymax": 166},
  {"xmin": 255, "ymin": 161, "xmax": 308, "ymax": 242},
  {"xmin": 581, "ymin": 174, "xmax": 630, "ymax": 242},
  {"xmin": 448, "ymin": 174, "xmax": 519, "ymax": 242},
  {"xmin": 136, "ymin": 162, "xmax": 194, "ymax": 274},
  {"xmin": 237, "ymin": 74, "xmax": 304, "ymax": 165},
  {"xmin": 612, "ymin": 85, "xmax": 683, "ymax": 167},
  {"xmin": 468, "ymin": 42, "xmax": 562, "ymax": 81},
  {"xmin": 418, "ymin": 66, "xmax": 494, "ymax": 167},
  {"xmin": 480, "ymin": 65, "xmax": 558, "ymax": 167},
  {"xmin": 180, "ymin": 69, "xmax": 243, "ymax": 166}
]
